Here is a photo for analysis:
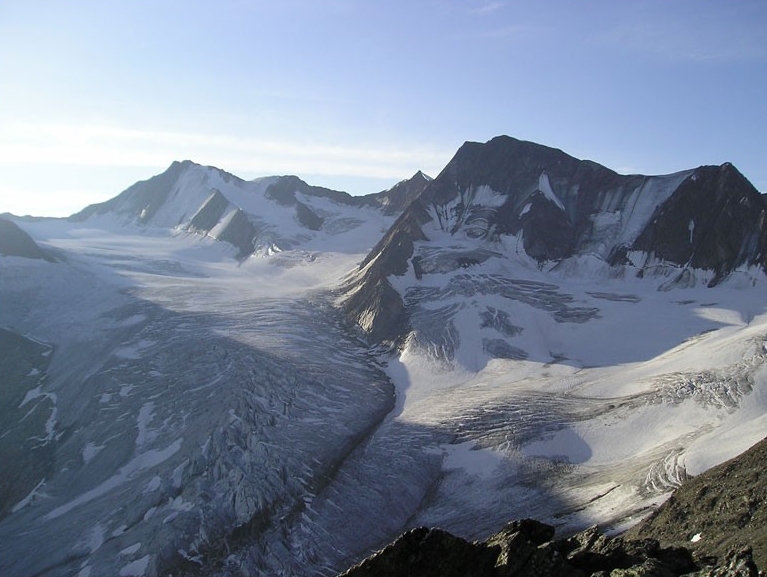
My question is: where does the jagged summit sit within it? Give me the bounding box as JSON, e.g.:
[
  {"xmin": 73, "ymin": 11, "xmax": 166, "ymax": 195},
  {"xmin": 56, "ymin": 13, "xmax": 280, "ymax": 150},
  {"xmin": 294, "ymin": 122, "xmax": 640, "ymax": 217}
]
[
  {"xmin": 383, "ymin": 135, "xmax": 765, "ymax": 268},
  {"xmin": 342, "ymin": 135, "xmax": 767, "ymax": 345},
  {"xmin": 359, "ymin": 170, "xmax": 433, "ymax": 215},
  {"xmin": 67, "ymin": 160, "xmax": 416, "ymax": 258}
]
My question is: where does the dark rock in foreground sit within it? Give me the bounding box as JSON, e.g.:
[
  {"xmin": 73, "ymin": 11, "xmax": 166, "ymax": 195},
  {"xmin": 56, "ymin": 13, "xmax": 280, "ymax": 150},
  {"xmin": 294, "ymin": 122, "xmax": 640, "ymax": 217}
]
[
  {"xmin": 627, "ymin": 436, "xmax": 767, "ymax": 570},
  {"xmin": 338, "ymin": 437, "xmax": 767, "ymax": 577},
  {"xmin": 338, "ymin": 518, "xmax": 759, "ymax": 577}
]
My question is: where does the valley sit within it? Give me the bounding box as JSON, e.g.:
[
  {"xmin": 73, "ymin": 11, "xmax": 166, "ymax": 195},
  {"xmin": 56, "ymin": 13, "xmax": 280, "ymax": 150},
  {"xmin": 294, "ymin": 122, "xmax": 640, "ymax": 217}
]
[{"xmin": 1, "ymin": 136, "xmax": 766, "ymax": 576}]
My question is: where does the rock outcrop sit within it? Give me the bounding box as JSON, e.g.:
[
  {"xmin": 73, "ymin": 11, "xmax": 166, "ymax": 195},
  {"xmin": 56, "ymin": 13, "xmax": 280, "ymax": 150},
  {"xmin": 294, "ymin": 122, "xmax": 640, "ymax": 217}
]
[
  {"xmin": 338, "ymin": 518, "xmax": 759, "ymax": 577},
  {"xmin": 627, "ymin": 436, "xmax": 767, "ymax": 569},
  {"xmin": 359, "ymin": 171, "xmax": 432, "ymax": 215},
  {"xmin": 0, "ymin": 218, "xmax": 53, "ymax": 261},
  {"xmin": 338, "ymin": 438, "xmax": 767, "ymax": 577}
]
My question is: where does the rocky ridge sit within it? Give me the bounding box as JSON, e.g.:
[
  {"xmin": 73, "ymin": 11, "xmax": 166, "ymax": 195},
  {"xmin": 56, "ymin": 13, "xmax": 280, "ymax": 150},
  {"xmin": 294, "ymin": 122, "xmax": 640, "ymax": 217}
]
[
  {"xmin": 338, "ymin": 437, "xmax": 767, "ymax": 576},
  {"xmin": 0, "ymin": 218, "xmax": 54, "ymax": 261},
  {"xmin": 628, "ymin": 434, "xmax": 767, "ymax": 569},
  {"xmin": 68, "ymin": 161, "xmax": 431, "ymax": 259},
  {"xmin": 342, "ymin": 136, "xmax": 767, "ymax": 346},
  {"xmin": 338, "ymin": 520, "xmax": 759, "ymax": 577}
]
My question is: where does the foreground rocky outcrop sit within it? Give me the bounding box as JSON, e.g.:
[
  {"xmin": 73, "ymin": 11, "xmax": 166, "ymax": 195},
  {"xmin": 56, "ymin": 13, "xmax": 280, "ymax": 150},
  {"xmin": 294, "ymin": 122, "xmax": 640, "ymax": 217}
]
[
  {"xmin": 338, "ymin": 437, "xmax": 767, "ymax": 577},
  {"xmin": 627, "ymin": 436, "xmax": 767, "ymax": 570},
  {"xmin": 338, "ymin": 519, "xmax": 760, "ymax": 577}
]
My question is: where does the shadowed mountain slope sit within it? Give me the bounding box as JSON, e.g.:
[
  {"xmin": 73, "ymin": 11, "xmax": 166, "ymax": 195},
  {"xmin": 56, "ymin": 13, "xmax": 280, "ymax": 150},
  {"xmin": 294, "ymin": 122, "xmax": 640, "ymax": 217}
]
[{"xmin": 0, "ymin": 218, "xmax": 54, "ymax": 261}]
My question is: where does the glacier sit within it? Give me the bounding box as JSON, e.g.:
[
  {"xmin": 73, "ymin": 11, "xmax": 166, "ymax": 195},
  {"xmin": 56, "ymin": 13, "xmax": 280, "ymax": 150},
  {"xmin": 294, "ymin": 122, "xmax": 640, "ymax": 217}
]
[{"xmin": 1, "ymin": 143, "xmax": 767, "ymax": 576}]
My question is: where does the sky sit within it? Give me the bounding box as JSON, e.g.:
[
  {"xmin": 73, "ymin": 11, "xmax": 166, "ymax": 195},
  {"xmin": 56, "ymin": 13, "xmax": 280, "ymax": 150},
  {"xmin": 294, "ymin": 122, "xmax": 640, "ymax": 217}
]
[{"xmin": 1, "ymin": 0, "xmax": 766, "ymax": 217}]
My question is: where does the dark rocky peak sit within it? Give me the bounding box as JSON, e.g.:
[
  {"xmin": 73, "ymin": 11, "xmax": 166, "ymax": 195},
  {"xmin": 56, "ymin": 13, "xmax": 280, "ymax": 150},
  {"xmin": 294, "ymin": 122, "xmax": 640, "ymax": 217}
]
[
  {"xmin": 632, "ymin": 162, "xmax": 767, "ymax": 284},
  {"xmin": 341, "ymin": 135, "xmax": 767, "ymax": 346},
  {"xmin": 0, "ymin": 218, "xmax": 54, "ymax": 261},
  {"xmin": 360, "ymin": 170, "xmax": 433, "ymax": 215},
  {"xmin": 433, "ymin": 135, "xmax": 594, "ymax": 199},
  {"xmin": 362, "ymin": 135, "xmax": 633, "ymax": 261},
  {"xmin": 414, "ymin": 136, "xmax": 664, "ymax": 252},
  {"xmin": 264, "ymin": 175, "xmax": 338, "ymax": 230},
  {"xmin": 265, "ymin": 175, "xmax": 358, "ymax": 207}
]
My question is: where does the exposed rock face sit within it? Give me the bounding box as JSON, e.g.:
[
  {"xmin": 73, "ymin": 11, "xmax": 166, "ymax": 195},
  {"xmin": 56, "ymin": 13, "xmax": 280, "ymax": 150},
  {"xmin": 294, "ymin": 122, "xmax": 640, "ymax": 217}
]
[
  {"xmin": 360, "ymin": 171, "xmax": 432, "ymax": 215},
  {"xmin": 0, "ymin": 218, "xmax": 53, "ymax": 260},
  {"xmin": 338, "ymin": 438, "xmax": 767, "ymax": 577},
  {"xmin": 185, "ymin": 189, "xmax": 260, "ymax": 257},
  {"xmin": 627, "ymin": 436, "xmax": 767, "ymax": 570},
  {"xmin": 338, "ymin": 518, "xmax": 759, "ymax": 577},
  {"xmin": 342, "ymin": 136, "xmax": 767, "ymax": 345},
  {"xmin": 337, "ymin": 527, "xmax": 499, "ymax": 577},
  {"xmin": 632, "ymin": 163, "xmax": 767, "ymax": 284},
  {"xmin": 342, "ymin": 207, "xmax": 428, "ymax": 344},
  {"xmin": 265, "ymin": 174, "xmax": 358, "ymax": 208},
  {"xmin": 187, "ymin": 188, "xmax": 231, "ymax": 232},
  {"xmin": 264, "ymin": 175, "xmax": 328, "ymax": 230}
]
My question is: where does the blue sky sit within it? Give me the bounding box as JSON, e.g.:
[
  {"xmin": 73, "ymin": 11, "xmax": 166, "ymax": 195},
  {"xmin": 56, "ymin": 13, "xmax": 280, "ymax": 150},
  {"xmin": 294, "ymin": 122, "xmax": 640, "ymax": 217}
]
[{"xmin": 1, "ymin": 0, "xmax": 766, "ymax": 216}]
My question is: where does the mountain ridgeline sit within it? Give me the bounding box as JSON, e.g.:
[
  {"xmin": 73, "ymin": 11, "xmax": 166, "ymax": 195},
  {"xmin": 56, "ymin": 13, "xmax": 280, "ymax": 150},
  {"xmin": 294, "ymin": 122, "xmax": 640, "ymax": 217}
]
[
  {"xmin": 3, "ymin": 135, "xmax": 767, "ymax": 577},
  {"xmin": 342, "ymin": 135, "xmax": 767, "ymax": 346},
  {"xmin": 69, "ymin": 160, "xmax": 431, "ymax": 258}
]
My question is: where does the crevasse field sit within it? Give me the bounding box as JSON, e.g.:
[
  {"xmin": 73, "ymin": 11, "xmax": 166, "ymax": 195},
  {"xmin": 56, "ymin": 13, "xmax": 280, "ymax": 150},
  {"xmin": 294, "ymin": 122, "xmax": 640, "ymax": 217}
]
[{"xmin": 2, "ymin": 164, "xmax": 766, "ymax": 577}]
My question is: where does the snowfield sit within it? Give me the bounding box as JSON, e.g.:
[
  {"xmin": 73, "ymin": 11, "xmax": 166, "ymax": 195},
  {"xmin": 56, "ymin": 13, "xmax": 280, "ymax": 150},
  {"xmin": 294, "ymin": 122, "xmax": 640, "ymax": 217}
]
[
  {"xmin": 2, "ymin": 162, "xmax": 767, "ymax": 577},
  {"xmin": 357, "ymin": 216, "xmax": 767, "ymax": 545}
]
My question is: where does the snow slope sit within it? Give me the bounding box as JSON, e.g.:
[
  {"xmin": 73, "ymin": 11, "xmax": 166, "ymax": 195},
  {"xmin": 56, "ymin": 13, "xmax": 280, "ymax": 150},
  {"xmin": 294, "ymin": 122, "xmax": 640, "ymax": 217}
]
[{"xmin": 338, "ymin": 208, "xmax": 767, "ymax": 546}]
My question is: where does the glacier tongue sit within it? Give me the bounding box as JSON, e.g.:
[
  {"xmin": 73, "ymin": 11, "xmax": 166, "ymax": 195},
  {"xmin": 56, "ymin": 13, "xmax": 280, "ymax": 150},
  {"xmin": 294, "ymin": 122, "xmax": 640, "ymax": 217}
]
[{"xmin": 0, "ymin": 222, "xmax": 397, "ymax": 577}]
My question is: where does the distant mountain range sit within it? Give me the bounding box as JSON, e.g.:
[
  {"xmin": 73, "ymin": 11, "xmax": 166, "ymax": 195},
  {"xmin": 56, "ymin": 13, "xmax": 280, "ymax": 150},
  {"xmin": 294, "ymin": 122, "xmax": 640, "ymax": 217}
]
[
  {"xmin": 1, "ymin": 135, "xmax": 766, "ymax": 577},
  {"xmin": 67, "ymin": 160, "xmax": 431, "ymax": 258}
]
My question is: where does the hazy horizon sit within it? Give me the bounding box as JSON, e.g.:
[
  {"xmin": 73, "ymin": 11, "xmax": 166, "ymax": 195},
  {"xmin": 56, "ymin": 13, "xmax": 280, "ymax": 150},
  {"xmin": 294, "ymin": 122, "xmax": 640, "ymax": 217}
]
[{"xmin": 1, "ymin": 0, "xmax": 766, "ymax": 217}]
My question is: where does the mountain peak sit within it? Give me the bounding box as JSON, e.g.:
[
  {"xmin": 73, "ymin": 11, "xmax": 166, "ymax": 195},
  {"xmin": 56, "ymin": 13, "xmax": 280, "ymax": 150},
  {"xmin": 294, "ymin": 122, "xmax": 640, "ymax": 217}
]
[
  {"xmin": 359, "ymin": 171, "xmax": 433, "ymax": 215},
  {"xmin": 342, "ymin": 135, "xmax": 767, "ymax": 345}
]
